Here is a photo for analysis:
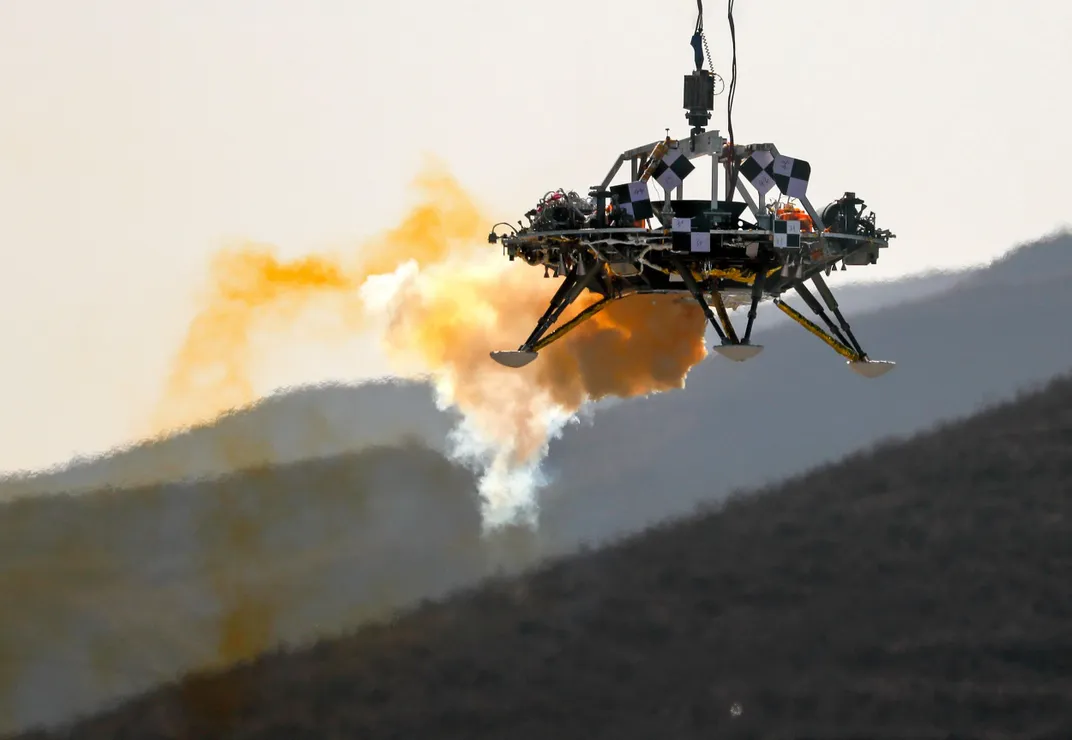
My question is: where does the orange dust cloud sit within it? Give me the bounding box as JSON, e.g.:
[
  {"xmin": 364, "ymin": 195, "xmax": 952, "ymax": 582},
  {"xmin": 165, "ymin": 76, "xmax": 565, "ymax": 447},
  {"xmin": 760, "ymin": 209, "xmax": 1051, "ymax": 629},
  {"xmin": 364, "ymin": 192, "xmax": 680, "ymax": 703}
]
[
  {"xmin": 149, "ymin": 161, "xmax": 710, "ymax": 514},
  {"xmin": 149, "ymin": 247, "xmax": 358, "ymax": 433},
  {"xmin": 149, "ymin": 163, "xmax": 487, "ymax": 436},
  {"xmin": 377, "ymin": 261, "xmax": 708, "ymax": 470}
]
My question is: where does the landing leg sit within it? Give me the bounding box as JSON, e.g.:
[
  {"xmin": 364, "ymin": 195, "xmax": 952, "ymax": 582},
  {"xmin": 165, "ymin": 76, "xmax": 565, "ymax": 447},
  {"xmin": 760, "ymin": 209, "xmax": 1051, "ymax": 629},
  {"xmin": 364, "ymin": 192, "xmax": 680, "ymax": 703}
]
[
  {"xmin": 668, "ymin": 255, "xmax": 762, "ymax": 362},
  {"xmin": 773, "ymin": 298, "xmax": 858, "ymax": 362},
  {"xmin": 490, "ymin": 257, "xmax": 601, "ymax": 368},
  {"xmin": 741, "ymin": 263, "xmax": 768, "ymax": 344},
  {"xmin": 810, "ymin": 274, "xmax": 865, "ymax": 357},
  {"xmin": 521, "ymin": 266, "xmax": 580, "ymax": 348},
  {"xmin": 776, "ymin": 272, "xmax": 895, "ymax": 378},
  {"xmin": 810, "ymin": 274, "xmax": 895, "ymax": 378},
  {"xmin": 667, "ymin": 255, "xmax": 728, "ymax": 344},
  {"xmin": 709, "ymin": 290, "xmax": 741, "ymax": 344},
  {"xmin": 792, "ymin": 282, "xmax": 853, "ymax": 350}
]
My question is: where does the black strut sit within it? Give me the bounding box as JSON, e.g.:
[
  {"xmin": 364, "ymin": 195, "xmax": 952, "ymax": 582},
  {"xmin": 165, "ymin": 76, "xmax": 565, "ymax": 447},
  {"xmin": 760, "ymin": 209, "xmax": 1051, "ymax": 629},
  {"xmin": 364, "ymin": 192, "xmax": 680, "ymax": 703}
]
[
  {"xmin": 522, "ymin": 266, "xmax": 577, "ymax": 348},
  {"xmin": 742, "ymin": 261, "xmax": 768, "ymax": 343},
  {"xmin": 669, "ymin": 255, "xmax": 729, "ymax": 343},
  {"xmin": 792, "ymin": 282, "xmax": 855, "ymax": 352},
  {"xmin": 811, "ymin": 274, "xmax": 867, "ymax": 358},
  {"xmin": 521, "ymin": 256, "xmax": 601, "ymax": 349}
]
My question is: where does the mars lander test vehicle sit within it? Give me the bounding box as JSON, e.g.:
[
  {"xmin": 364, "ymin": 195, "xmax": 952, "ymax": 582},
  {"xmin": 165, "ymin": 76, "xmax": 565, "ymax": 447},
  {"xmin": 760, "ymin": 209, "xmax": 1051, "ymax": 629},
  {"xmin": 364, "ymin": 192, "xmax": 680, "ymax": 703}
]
[{"xmin": 487, "ymin": 1, "xmax": 896, "ymax": 378}]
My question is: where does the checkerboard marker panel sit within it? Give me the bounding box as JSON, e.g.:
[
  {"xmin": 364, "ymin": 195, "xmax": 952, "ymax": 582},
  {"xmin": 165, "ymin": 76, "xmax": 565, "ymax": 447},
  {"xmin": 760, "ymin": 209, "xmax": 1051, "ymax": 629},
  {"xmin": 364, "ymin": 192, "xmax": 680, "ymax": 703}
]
[
  {"xmin": 608, "ymin": 181, "xmax": 654, "ymax": 220},
  {"xmin": 772, "ymin": 155, "xmax": 811, "ymax": 198},
  {"xmin": 773, "ymin": 218, "xmax": 801, "ymax": 249},
  {"xmin": 671, "ymin": 217, "xmax": 711, "ymax": 253},
  {"xmin": 652, "ymin": 148, "xmax": 696, "ymax": 192},
  {"xmin": 738, "ymin": 150, "xmax": 776, "ymax": 198}
]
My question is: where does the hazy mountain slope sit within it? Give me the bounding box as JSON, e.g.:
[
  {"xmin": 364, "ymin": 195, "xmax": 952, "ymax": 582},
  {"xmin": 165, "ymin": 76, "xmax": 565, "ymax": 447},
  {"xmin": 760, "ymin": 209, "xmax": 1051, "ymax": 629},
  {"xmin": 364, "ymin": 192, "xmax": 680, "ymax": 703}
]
[
  {"xmin": 24, "ymin": 371, "xmax": 1072, "ymax": 740},
  {"xmin": 0, "ymin": 379, "xmax": 459, "ymax": 501},
  {"xmin": 536, "ymin": 231, "xmax": 1072, "ymax": 549},
  {"xmin": 960, "ymin": 227, "xmax": 1072, "ymax": 289},
  {"xmin": 0, "ymin": 441, "xmax": 517, "ymax": 737}
]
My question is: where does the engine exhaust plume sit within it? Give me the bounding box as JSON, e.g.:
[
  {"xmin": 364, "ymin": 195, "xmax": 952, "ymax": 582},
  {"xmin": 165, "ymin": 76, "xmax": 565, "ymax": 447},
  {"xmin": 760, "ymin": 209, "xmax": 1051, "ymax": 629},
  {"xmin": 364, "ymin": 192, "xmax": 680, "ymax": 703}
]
[
  {"xmin": 150, "ymin": 162, "xmax": 709, "ymax": 526},
  {"xmin": 371, "ymin": 263, "xmax": 708, "ymax": 523}
]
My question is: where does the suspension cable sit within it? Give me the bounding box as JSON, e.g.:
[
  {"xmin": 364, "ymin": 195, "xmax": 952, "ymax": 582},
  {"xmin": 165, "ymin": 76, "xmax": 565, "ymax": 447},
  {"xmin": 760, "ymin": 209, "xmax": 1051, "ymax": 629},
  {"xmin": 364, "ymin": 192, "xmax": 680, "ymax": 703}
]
[
  {"xmin": 725, "ymin": 0, "xmax": 739, "ymax": 200},
  {"xmin": 692, "ymin": 0, "xmax": 713, "ymax": 72}
]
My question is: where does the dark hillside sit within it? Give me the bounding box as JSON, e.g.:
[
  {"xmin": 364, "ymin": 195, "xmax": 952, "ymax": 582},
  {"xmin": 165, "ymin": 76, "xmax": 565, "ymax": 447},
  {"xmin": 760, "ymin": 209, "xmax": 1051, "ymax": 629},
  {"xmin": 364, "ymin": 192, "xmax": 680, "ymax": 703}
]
[{"xmin": 24, "ymin": 370, "xmax": 1072, "ymax": 739}]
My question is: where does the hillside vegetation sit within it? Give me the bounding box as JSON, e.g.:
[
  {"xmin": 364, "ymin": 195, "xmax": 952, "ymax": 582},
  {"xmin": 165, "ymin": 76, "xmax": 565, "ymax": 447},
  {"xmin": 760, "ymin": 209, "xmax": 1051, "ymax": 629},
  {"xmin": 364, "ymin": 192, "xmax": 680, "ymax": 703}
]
[{"xmin": 19, "ymin": 370, "xmax": 1072, "ymax": 739}]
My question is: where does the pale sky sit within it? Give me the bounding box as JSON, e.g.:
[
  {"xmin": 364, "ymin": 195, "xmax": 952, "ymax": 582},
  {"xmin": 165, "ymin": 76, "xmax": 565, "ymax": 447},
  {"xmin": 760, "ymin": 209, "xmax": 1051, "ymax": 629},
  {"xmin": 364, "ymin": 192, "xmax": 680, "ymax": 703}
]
[{"xmin": 1, "ymin": 0, "xmax": 1069, "ymax": 474}]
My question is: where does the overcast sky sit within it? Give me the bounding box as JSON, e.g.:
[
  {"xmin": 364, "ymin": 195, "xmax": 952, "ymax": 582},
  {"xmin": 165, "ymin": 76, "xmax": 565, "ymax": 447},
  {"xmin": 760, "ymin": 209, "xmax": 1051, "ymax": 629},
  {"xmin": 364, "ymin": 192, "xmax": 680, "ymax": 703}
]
[{"xmin": 1, "ymin": 0, "xmax": 1069, "ymax": 473}]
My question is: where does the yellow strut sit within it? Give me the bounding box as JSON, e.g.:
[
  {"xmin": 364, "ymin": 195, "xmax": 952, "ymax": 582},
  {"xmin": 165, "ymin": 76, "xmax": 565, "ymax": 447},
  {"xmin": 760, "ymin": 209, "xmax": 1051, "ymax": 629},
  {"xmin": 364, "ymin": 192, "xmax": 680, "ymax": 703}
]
[
  {"xmin": 645, "ymin": 263, "xmax": 782, "ymax": 286},
  {"xmin": 773, "ymin": 299, "xmax": 861, "ymax": 362},
  {"xmin": 531, "ymin": 296, "xmax": 619, "ymax": 352},
  {"xmin": 639, "ymin": 137, "xmax": 672, "ymax": 182}
]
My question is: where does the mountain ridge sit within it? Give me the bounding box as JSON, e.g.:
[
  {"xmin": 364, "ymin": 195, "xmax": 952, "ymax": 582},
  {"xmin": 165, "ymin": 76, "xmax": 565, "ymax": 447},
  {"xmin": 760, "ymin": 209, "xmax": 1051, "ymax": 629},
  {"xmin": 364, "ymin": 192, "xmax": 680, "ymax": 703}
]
[{"xmin": 16, "ymin": 366, "xmax": 1072, "ymax": 739}]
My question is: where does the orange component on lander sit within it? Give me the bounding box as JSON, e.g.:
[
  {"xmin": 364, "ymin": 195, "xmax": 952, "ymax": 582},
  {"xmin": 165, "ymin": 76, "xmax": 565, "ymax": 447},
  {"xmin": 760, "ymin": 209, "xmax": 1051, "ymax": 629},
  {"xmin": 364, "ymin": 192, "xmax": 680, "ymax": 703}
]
[{"xmin": 775, "ymin": 202, "xmax": 814, "ymax": 232}]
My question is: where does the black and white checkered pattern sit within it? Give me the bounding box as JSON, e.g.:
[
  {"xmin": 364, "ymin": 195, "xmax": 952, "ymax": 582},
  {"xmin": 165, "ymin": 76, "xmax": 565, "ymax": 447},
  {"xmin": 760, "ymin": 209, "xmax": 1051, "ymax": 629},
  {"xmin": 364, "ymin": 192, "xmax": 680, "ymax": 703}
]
[
  {"xmin": 773, "ymin": 217, "xmax": 801, "ymax": 249},
  {"xmin": 738, "ymin": 150, "xmax": 811, "ymax": 199},
  {"xmin": 771, "ymin": 155, "xmax": 811, "ymax": 198},
  {"xmin": 652, "ymin": 147, "xmax": 696, "ymax": 192},
  {"xmin": 608, "ymin": 181, "xmax": 654, "ymax": 220},
  {"xmin": 671, "ymin": 217, "xmax": 711, "ymax": 253},
  {"xmin": 738, "ymin": 150, "xmax": 776, "ymax": 197}
]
